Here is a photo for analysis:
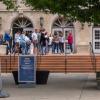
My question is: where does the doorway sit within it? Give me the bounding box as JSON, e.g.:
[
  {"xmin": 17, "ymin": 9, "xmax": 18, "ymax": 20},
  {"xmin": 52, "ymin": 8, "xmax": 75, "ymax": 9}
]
[
  {"xmin": 52, "ymin": 17, "xmax": 75, "ymax": 53},
  {"xmin": 12, "ymin": 17, "xmax": 34, "ymax": 40}
]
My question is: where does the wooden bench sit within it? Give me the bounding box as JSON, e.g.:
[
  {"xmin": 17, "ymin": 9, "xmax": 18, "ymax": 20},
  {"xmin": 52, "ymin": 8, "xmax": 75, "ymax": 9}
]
[{"xmin": 0, "ymin": 54, "xmax": 100, "ymax": 73}]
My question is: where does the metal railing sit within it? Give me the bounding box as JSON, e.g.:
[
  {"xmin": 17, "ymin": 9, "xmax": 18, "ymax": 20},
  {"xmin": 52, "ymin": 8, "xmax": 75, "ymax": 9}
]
[
  {"xmin": 89, "ymin": 42, "xmax": 96, "ymax": 72},
  {"xmin": 64, "ymin": 42, "xmax": 67, "ymax": 73}
]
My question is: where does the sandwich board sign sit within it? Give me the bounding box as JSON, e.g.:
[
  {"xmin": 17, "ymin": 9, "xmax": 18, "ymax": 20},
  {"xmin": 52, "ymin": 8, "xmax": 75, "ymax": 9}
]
[{"xmin": 18, "ymin": 55, "xmax": 36, "ymax": 87}]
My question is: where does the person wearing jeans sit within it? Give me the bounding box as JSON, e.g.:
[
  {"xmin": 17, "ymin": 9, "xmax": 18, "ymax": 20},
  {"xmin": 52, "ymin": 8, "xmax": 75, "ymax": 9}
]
[
  {"xmin": 53, "ymin": 34, "xmax": 59, "ymax": 54},
  {"xmin": 59, "ymin": 34, "xmax": 64, "ymax": 53},
  {"xmin": 19, "ymin": 32, "xmax": 26, "ymax": 55},
  {"xmin": 40, "ymin": 32, "xmax": 46, "ymax": 55},
  {"xmin": 67, "ymin": 33, "xmax": 73, "ymax": 53},
  {"xmin": 4, "ymin": 31, "xmax": 12, "ymax": 54}
]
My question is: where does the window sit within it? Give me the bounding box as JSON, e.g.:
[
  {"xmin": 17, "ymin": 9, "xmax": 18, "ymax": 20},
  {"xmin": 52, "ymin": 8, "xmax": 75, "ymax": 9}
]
[
  {"xmin": 13, "ymin": 17, "xmax": 33, "ymax": 28},
  {"xmin": 95, "ymin": 42, "xmax": 100, "ymax": 49},
  {"xmin": 52, "ymin": 18, "xmax": 73, "ymax": 28},
  {"xmin": 95, "ymin": 30, "xmax": 100, "ymax": 40}
]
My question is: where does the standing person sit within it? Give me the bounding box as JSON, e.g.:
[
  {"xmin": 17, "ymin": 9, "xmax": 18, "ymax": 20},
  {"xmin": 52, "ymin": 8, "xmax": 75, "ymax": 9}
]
[
  {"xmin": 45, "ymin": 32, "xmax": 49, "ymax": 53},
  {"xmin": 4, "ymin": 31, "xmax": 12, "ymax": 54},
  {"xmin": 14, "ymin": 31, "xmax": 21, "ymax": 43},
  {"xmin": 25, "ymin": 33, "xmax": 31, "ymax": 55},
  {"xmin": 48, "ymin": 34, "xmax": 53, "ymax": 53},
  {"xmin": 32, "ymin": 29, "xmax": 38, "ymax": 55},
  {"xmin": 67, "ymin": 33, "xmax": 73, "ymax": 53},
  {"xmin": 37, "ymin": 29, "xmax": 41, "ymax": 54},
  {"xmin": 19, "ymin": 31, "xmax": 26, "ymax": 55},
  {"xmin": 13, "ymin": 31, "xmax": 21, "ymax": 53},
  {"xmin": 59, "ymin": 33, "xmax": 64, "ymax": 54},
  {"xmin": 53, "ymin": 32, "xmax": 59, "ymax": 54},
  {"xmin": 40, "ymin": 31, "xmax": 46, "ymax": 55}
]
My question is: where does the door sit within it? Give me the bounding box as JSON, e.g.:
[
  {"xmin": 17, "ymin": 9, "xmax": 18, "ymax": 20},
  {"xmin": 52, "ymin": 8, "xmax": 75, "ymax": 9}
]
[
  {"xmin": 52, "ymin": 28, "xmax": 75, "ymax": 53},
  {"xmin": 23, "ymin": 28, "xmax": 33, "ymax": 34},
  {"xmin": 52, "ymin": 28, "xmax": 62, "ymax": 36},
  {"xmin": 64, "ymin": 28, "xmax": 75, "ymax": 53},
  {"xmin": 93, "ymin": 28, "xmax": 100, "ymax": 53}
]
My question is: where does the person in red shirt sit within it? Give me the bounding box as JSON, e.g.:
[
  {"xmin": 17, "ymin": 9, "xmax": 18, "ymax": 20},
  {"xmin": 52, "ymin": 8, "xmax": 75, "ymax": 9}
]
[{"xmin": 67, "ymin": 33, "xmax": 73, "ymax": 53}]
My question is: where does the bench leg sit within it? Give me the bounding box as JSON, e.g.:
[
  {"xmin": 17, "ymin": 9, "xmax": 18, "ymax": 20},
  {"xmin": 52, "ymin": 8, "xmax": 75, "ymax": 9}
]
[
  {"xmin": 36, "ymin": 71, "xmax": 49, "ymax": 84},
  {"xmin": 96, "ymin": 72, "xmax": 100, "ymax": 89}
]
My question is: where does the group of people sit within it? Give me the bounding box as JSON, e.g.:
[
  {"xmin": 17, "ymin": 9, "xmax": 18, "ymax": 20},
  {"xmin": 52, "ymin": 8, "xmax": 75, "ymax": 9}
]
[{"xmin": 0, "ymin": 29, "xmax": 73, "ymax": 55}]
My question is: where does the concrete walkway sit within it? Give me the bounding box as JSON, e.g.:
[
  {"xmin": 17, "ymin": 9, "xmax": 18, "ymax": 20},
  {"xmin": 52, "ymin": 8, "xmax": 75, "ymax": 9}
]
[{"xmin": 0, "ymin": 73, "xmax": 99, "ymax": 100}]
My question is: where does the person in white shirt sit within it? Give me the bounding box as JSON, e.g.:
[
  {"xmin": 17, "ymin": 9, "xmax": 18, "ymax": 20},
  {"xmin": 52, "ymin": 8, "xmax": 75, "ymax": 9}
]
[
  {"xmin": 14, "ymin": 31, "xmax": 21, "ymax": 54},
  {"xmin": 32, "ymin": 29, "xmax": 38, "ymax": 55},
  {"xmin": 15, "ymin": 31, "xmax": 21, "ymax": 43},
  {"xmin": 48, "ymin": 34, "xmax": 53, "ymax": 53}
]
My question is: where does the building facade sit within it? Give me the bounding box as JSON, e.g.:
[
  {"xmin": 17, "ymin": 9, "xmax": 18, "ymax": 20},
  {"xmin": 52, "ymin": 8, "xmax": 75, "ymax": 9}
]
[{"xmin": 0, "ymin": 0, "xmax": 99, "ymax": 53}]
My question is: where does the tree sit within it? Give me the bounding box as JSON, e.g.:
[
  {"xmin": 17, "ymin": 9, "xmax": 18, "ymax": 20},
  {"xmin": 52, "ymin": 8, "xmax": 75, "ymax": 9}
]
[
  {"xmin": 1, "ymin": 0, "xmax": 100, "ymax": 24},
  {"xmin": 25, "ymin": 0, "xmax": 100, "ymax": 24},
  {"xmin": 1, "ymin": 0, "xmax": 18, "ymax": 10}
]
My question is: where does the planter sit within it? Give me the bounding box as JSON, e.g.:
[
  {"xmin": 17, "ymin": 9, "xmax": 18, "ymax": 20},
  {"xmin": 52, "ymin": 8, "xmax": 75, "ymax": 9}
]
[
  {"xmin": 12, "ymin": 71, "xmax": 19, "ymax": 85},
  {"xmin": 36, "ymin": 71, "xmax": 49, "ymax": 84},
  {"xmin": 12, "ymin": 70, "xmax": 50, "ymax": 85},
  {"xmin": 96, "ymin": 72, "xmax": 100, "ymax": 89}
]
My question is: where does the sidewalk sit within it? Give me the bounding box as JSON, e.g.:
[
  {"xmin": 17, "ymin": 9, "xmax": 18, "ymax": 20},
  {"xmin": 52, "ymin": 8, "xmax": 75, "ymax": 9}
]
[{"xmin": 0, "ymin": 73, "xmax": 99, "ymax": 100}]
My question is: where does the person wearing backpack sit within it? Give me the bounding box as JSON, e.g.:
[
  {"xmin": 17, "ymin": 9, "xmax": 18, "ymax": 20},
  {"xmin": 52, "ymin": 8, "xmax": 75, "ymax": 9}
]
[{"xmin": 19, "ymin": 31, "xmax": 26, "ymax": 55}]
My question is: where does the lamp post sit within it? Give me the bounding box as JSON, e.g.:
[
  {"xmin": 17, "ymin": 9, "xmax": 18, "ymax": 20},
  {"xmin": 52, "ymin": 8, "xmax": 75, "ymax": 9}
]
[{"xmin": 40, "ymin": 17, "xmax": 44, "ymax": 29}]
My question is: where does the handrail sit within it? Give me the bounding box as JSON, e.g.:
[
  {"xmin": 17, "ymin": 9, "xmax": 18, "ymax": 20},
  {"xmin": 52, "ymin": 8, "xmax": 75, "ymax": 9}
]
[
  {"xmin": 64, "ymin": 42, "xmax": 67, "ymax": 73},
  {"xmin": 89, "ymin": 42, "xmax": 96, "ymax": 72}
]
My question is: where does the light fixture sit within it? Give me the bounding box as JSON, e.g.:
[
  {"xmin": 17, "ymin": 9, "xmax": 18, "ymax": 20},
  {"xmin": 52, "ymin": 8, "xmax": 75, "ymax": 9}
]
[{"xmin": 40, "ymin": 17, "xmax": 44, "ymax": 29}]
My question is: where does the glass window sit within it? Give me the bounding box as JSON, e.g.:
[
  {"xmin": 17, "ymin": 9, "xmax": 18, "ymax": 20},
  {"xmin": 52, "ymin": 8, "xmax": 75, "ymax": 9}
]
[
  {"xmin": 95, "ymin": 42, "xmax": 100, "ymax": 49},
  {"xmin": 95, "ymin": 30, "xmax": 100, "ymax": 39}
]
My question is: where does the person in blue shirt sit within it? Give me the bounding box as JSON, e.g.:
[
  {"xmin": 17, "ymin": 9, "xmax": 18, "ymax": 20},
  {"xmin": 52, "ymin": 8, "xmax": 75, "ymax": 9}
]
[
  {"xmin": 0, "ymin": 34, "xmax": 3, "ymax": 45},
  {"xmin": 4, "ymin": 31, "xmax": 12, "ymax": 54},
  {"xmin": 19, "ymin": 31, "xmax": 27, "ymax": 55}
]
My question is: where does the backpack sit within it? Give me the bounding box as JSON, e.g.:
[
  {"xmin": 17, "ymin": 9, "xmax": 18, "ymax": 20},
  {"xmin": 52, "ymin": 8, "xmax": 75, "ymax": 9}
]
[{"xmin": 19, "ymin": 35, "xmax": 26, "ymax": 44}]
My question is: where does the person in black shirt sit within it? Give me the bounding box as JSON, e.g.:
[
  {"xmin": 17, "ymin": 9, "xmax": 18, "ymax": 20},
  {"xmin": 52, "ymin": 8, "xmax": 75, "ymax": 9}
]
[{"xmin": 40, "ymin": 31, "xmax": 46, "ymax": 55}]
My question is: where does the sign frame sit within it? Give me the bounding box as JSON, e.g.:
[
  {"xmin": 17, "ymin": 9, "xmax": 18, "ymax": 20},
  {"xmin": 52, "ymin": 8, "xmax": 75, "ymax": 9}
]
[{"xmin": 18, "ymin": 55, "xmax": 36, "ymax": 83}]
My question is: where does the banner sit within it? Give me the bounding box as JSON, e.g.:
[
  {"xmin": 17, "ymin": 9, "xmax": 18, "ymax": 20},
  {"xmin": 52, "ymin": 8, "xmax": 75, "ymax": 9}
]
[{"xmin": 18, "ymin": 55, "xmax": 36, "ymax": 83}]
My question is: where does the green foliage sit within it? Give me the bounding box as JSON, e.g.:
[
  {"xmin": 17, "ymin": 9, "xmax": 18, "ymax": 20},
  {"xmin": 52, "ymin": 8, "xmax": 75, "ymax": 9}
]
[
  {"xmin": 0, "ymin": 0, "xmax": 19, "ymax": 10},
  {"xmin": 25, "ymin": 0, "xmax": 100, "ymax": 24},
  {"xmin": 0, "ymin": 0, "xmax": 15, "ymax": 9},
  {"xmin": 1, "ymin": 0, "xmax": 100, "ymax": 24}
]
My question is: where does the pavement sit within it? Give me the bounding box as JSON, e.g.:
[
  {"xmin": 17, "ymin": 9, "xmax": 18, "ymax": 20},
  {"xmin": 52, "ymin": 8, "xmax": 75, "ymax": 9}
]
[{"xmin": 0, "ymin": 73, "xmax": 100, "ymax": 100}]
